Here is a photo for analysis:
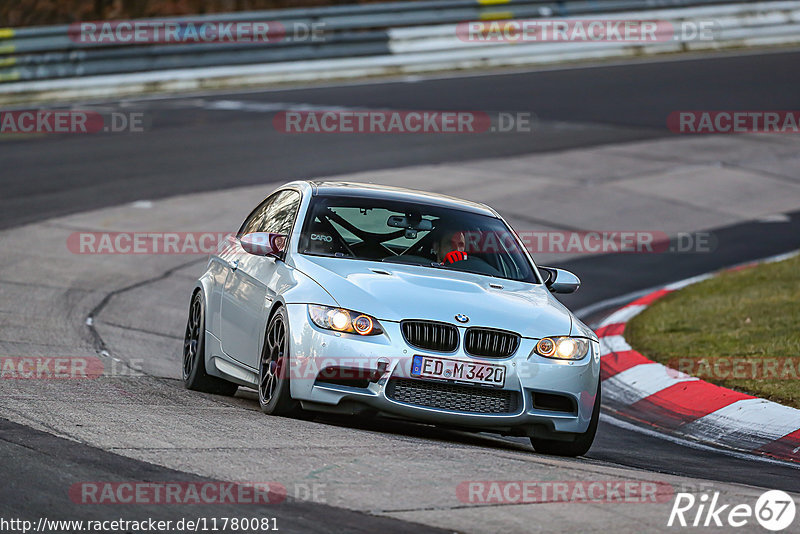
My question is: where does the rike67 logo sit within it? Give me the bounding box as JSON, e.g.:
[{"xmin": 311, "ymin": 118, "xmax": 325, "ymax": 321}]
[{"xmin": 668, "ymin": 490, "xmax": 796, "ymax": 531}]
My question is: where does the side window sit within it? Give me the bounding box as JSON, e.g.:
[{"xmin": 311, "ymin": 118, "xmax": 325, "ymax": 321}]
[
  {"xmin": 259, "ymin": 190, "xmax": 301, "ymax": 235},
  {"xmin": 237, "ymin": 190, "xmax": 301, "ymax": 238},
  {"xmin": 238, "ymin": 195, "xmax": 277, "ymax": 238}
]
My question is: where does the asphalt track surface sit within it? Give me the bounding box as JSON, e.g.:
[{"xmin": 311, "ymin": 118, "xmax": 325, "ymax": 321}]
[
  {"xmin": 3, "ymin": 49, "xmax": 800, "ymax": 530},
  {"xmin": 3, "ymin": 48, "xmax": 800, "ymax": 230},
  {"xmin": 0, "ymin": 418, "xmax": 447, "ymax": 534}
]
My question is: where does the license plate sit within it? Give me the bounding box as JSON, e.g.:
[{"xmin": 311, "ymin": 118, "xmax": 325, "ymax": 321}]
[{"xmin": 411, "ymin": 355, "xmax": 505, "ymax": 387}]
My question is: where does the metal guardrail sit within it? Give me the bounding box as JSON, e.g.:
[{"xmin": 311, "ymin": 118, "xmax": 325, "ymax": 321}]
[{"xmin": 0, "ymin": 0, "xmax": 761, "ymax": 83}]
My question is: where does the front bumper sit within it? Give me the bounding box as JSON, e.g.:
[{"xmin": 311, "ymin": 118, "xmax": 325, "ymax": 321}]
[{"xmin": 285, "ymin": 304, "xmax": 600, "ymax": 437}]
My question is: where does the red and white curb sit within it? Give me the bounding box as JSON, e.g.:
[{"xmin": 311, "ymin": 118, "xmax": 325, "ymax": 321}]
[{"xmin": 595, "ymin": 251, "xmax": 800, "ymax": 464}]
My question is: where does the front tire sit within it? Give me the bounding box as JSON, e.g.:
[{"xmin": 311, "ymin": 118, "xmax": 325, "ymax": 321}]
[
  {"xmin": 183, "ymin": 290, "xmax": 238, "ymax": 396},
  {"xmin": 530, "ymin": 380, "xmax": 601, "ymax": 457},
  {"xmin": 258, "ymin": 307, "xmax": 300, "ymax": 416}
]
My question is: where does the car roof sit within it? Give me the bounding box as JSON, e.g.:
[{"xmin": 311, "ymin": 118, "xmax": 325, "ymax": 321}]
[{"xmin": 301, "ymin": 180, "xmax": 497, "ymax": 217}]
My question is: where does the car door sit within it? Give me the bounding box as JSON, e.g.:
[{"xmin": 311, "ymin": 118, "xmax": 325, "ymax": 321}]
[{"xmin": 219, "ymin": 189, "xmax": 301, "ymax": 367}]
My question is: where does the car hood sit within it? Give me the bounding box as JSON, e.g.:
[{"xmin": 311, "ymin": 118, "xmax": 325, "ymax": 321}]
[{"xmin": 292, "ymin": 255, "xmax": 573, "ymax": 338}]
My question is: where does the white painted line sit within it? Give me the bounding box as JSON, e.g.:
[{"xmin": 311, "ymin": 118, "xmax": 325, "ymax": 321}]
[
  {"xmin": 664, "ymin": 274, "xmax": 713, "ymax": 291},
  {"xmin": 763, "ymin": 250, "xmax": 800, "ymax": 264},
  {"xmin": 600, "ymin": 412, "xmax": 800, "ymax": 469},
  {"xmin": 604, "ymin": 363, "xmax": 697, "ymax": 405},
  {"xmin": 757, "ymin": 213, "xmax": 791, "ymax": 223},
  {"xmin": 201, "ymin": 100, "xmax": 369, "ymax": 113},
  {"xmin": 599, "ymin": 304, "xmax": 646, "ymax": 327}
]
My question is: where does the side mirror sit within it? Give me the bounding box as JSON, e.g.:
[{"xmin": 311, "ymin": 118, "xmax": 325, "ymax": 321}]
[
  {"xmin": 539, "ymin": 266, "xmax": 581, "ymax": 294},
  {"xmin": 240, "ymin": 232, "xmax": 286, "ymax": 257}
]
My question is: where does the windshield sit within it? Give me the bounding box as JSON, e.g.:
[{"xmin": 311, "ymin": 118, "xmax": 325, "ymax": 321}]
[{"xmin": 298, "ymin": 195, "xmax": 539, "ymax": 283}]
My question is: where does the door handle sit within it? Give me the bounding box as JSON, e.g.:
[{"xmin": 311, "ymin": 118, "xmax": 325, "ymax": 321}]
[{"xmin": 228, "ymin": 259, "xmax": 239, "ymax": 271}]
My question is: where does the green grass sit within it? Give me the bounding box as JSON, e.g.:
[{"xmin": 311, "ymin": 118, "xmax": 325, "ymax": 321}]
[{"xmin": 625, "ymin": 253, "xmax": 800, "ymax": 408}]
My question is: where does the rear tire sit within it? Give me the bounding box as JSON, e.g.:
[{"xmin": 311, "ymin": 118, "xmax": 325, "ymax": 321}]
[
  {"xmin": 258, "ymin": 307, "xmax": 300, "ymax": 416},
  {"xmin": 530, "ymin": 380, "xmax": 600, "ymax": 457},
  {"xmin": 182, "ymin": 290, "xmax": 239, "ymax": 396}
]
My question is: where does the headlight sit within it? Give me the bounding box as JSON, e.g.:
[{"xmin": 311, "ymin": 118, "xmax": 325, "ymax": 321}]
[
  {"xmin": 532, "ymin": 337, "xmax": 591, "ymax": 360},
  {"xmin": 308, "ymin": 305, "xmax": 384, "ymax": 336}
]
